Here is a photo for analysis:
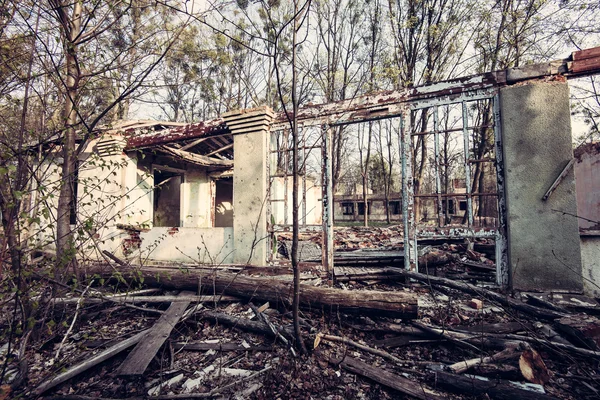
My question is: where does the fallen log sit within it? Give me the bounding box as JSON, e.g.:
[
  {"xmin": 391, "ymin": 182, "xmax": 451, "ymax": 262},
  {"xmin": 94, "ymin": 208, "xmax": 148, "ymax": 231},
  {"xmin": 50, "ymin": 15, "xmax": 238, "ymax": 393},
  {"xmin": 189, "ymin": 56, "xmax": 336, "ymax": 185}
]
[
  {"xmin": 86, "ymin": 265, "xmax": 418, "ymax": 318},
  {"xmin": 436, "ymin": 371, "xmax": 559, "ymax": 400},
  {"xmin": 52, "ymin": 295, "xmax": 239, "ymax": 305}
]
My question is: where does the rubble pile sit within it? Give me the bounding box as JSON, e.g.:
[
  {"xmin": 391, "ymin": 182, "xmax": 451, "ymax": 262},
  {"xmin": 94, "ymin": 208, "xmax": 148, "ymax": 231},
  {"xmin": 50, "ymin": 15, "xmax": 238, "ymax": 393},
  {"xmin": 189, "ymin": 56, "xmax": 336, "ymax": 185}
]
[{"xmin": 1, "ymin": 244, "xmax": 599, "ymax": 399}]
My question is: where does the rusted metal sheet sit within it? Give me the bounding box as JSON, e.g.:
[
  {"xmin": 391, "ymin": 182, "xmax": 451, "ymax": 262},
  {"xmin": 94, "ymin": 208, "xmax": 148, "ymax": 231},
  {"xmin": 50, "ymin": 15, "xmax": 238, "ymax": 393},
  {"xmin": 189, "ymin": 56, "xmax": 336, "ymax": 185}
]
[
  {"xmin": 272, "ymin": 74, "xmax": 505, "ymax": 129},
  {"xmin": 572, "ymin": 47, "xmax": 600, "ymax": 61},
  {"xmin": 416, "ymin": 226, "xmax": 497, "ymax": 239},
  {"xmin": 125, "ymin": 119, "xmax": 229, "ymax": 150},
  {"xmin": 571, "ymin": 56, "xmax": 600, "ymax": 75}
]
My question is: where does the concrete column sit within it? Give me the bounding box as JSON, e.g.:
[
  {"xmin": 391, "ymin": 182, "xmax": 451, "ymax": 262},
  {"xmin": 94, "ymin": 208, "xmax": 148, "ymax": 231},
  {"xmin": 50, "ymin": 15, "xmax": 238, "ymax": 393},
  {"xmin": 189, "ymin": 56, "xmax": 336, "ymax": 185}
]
[
  {"xmin": 500, "ymin": 81, "xmax": 582, "ymax": 292},
  {"xmin": 223, "ymin": 106, "xmax": 275, "ymax": 265}
]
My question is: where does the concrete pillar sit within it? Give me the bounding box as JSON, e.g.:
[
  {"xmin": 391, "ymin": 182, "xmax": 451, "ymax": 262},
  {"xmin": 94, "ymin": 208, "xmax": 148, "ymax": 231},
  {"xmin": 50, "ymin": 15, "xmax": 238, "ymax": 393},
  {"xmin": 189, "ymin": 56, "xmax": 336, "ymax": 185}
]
[
  {"xmin": 500, "ymin": 81, "xmax": 582, "ymax": 292},
  {"xmin": 223, "ymin": 106, "xmax": 275, "ymax": 265}
]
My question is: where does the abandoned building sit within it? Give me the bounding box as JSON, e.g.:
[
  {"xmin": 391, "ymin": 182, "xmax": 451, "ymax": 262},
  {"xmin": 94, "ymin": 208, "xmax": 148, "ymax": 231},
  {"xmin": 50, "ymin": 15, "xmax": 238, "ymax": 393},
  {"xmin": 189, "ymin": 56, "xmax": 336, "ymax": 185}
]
[{"xmin": 33, "ymin": 47, "xmax": 600, "ymax": 297}]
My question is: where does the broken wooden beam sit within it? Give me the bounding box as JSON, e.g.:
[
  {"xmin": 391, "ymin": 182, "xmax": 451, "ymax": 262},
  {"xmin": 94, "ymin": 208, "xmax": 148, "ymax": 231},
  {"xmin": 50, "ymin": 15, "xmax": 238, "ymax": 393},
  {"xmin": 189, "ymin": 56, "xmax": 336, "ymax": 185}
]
[
  {"xmin": 87, "ymin": 265, "xmax": 419, "ymax": 319},
  {"xmin": 117, "ymin": 292, "xmax": 192, "ymax": 376},
  {"xmin": 331, "ymin": 354, "xmax": 444, "ymax": 400},
  {"xmin": 435, "ymin": 370, "xmax": 559, "ymax": 400},
  {"xmin": 158, "ymin": 145, "xmax": 233, "ymax": 167}
]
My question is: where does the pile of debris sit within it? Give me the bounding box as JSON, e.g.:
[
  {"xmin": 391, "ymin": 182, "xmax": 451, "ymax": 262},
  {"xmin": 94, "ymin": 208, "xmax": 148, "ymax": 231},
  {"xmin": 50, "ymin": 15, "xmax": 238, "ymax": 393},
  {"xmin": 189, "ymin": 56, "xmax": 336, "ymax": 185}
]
[{"xmin": 1, "ymin": 255, "xmax": 599, "ymax": 399}]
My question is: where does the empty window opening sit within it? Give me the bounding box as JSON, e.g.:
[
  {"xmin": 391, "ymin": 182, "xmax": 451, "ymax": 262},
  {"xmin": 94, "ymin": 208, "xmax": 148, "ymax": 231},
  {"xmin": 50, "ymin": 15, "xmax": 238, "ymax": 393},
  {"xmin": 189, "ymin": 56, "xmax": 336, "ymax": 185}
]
[
  {"xmin": 389, "ymin": 200, "xmax": 401, "ymax": 215},
  {"xmin": 341, "ymin": 202, "xmax": 354, "ymax": 216},
  {"xmin": 442, "ymin": 199, "xmax": 456, "ymax": 215},
  {"xmin": 153, "ymin": 169, "xmax": 182, "ymax": 227},
  {"xmin": 214, "ymin": 177, "xmax": 233, "ymax": 227},
  {"xmin": 357, "ymin": 201, "xmax": 371, "ymax": 216},
  {"xmin": 459, "ymin": 200, "xmax": 467, "ymax": 211}
]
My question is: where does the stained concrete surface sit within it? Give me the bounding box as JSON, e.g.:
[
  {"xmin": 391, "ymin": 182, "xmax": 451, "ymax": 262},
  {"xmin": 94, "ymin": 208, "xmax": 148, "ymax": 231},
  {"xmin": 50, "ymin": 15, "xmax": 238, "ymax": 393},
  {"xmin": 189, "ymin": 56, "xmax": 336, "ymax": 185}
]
[
  {"xmin": 232, "ymin": 128, "xmax": 268, "ymax": 265},
  {"xmin": 500, "ymin": 82, "xmax": 582, "ymax": 292}
]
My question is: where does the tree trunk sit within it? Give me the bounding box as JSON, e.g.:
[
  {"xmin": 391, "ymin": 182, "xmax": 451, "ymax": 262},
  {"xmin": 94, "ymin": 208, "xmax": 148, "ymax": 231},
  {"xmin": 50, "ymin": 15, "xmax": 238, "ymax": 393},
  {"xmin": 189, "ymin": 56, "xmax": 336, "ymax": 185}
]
[
  {"xmin": 56, "ymin": 0, "xmax": 82, "ymax": 281},
  {"xmin": 84, "ymin": 264, "xmax": 419, "ymax": 319},
  {"xmin": 290, "ymin": 0, "xmax": 307, "ymax": 354}
]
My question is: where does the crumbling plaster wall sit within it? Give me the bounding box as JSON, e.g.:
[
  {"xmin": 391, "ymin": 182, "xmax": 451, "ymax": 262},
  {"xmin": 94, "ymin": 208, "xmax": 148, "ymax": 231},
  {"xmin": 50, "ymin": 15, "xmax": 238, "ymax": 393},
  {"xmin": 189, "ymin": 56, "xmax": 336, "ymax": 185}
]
[
  {"xmin": 35, "ymin": 136, "xmax": 130, "ymax": 257},
  {"xmin": 500, "ymin": 81, "xmax": 583, "ymax": 292}
]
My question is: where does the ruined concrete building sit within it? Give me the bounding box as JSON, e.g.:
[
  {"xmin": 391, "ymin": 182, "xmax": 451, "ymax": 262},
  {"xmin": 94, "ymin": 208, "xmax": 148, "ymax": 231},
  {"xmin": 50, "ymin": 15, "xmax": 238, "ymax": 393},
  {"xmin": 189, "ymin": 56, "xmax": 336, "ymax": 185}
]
[{"xmin": 35, "ymin": 47, "xmax": 600, "ymax": 296}]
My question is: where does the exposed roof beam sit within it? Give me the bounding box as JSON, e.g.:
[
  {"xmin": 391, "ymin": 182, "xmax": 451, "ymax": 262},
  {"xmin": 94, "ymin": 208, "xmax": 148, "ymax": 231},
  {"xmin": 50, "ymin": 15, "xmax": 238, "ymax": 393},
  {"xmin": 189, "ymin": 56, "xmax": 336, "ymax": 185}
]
[
  {"xmin": 179, "ymin": 137, "xmax": 210, "ymax": 151},
  {"xmin": 157, "ymin": 146, "xmax": 233, "ymax": 168},
  {"xmin": 206, "ymin": 143, "xmax": 233, "ymax": 157}
]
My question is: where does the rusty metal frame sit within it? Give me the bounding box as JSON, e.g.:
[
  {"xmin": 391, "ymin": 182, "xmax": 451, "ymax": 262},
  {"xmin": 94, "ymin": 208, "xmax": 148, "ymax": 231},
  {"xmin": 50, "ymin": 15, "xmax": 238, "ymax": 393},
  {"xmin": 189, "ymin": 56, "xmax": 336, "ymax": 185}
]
[
  {"xmin": 262, "ymin": 46, "xmax": 600, "ymax": 284},
  {"xmin": 322, "ymin": 124, "xmax": 334, "ymax": 273}
]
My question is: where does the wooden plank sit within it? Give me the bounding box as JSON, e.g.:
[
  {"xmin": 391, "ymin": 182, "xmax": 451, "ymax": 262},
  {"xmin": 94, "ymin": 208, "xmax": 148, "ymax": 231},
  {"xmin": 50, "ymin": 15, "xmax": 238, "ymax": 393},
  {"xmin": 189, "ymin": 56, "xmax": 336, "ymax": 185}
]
[
  {"xmin": 117, "ymin": 292, "xmax": 192, "ymax": 376},
  {"xmin": 34, "ymin": 330, "xmax": 148, "ymax": 395},
  {"xmin": 336, "ymin": 355, "xmax": 444, "ymax": 400}
]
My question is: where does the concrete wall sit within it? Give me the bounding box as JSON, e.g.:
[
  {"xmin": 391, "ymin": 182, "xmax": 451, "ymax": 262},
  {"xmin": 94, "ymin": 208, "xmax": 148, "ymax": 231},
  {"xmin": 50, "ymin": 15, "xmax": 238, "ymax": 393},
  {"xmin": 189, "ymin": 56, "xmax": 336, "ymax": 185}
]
[
  {"xmin": 132, "ymin": 227, "xmax": 234, "ymax": 264},
  {"xmin": 500, "ymin": 81, "xmax": 582, "ymax": 292},
  {"xmin": 34, "ymin": 136, "xmax": 233, "ymax": 264}
]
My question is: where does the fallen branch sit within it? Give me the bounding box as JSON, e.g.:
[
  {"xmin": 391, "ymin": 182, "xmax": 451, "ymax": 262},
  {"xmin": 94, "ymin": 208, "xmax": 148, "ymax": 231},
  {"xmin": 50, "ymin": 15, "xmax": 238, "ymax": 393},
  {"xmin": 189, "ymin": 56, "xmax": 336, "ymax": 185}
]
[
  {"xmin": 317, "ymin": 334, "xmax": 431, "ymax": 367},
  {"xmin": 249, "ymin": 303, "xmax": 295, "ymax": 356},
  {"xmin": 448, "ymin": 346, "xmax": 522, "ymax": 374},
  {"xmin": 54, "ymin": 281, "xmax": 94, "ymax": 362},
  {"xmin": 200, "ymin": 310, "xmax": 294, "ymax": 340},
  {"xmin": 385, "ymin": 268, "xmax": 566, "ymax": 320},
  {"xmin": 172, "ymin": 342, "xmax": 272, "ymax": 352}
]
